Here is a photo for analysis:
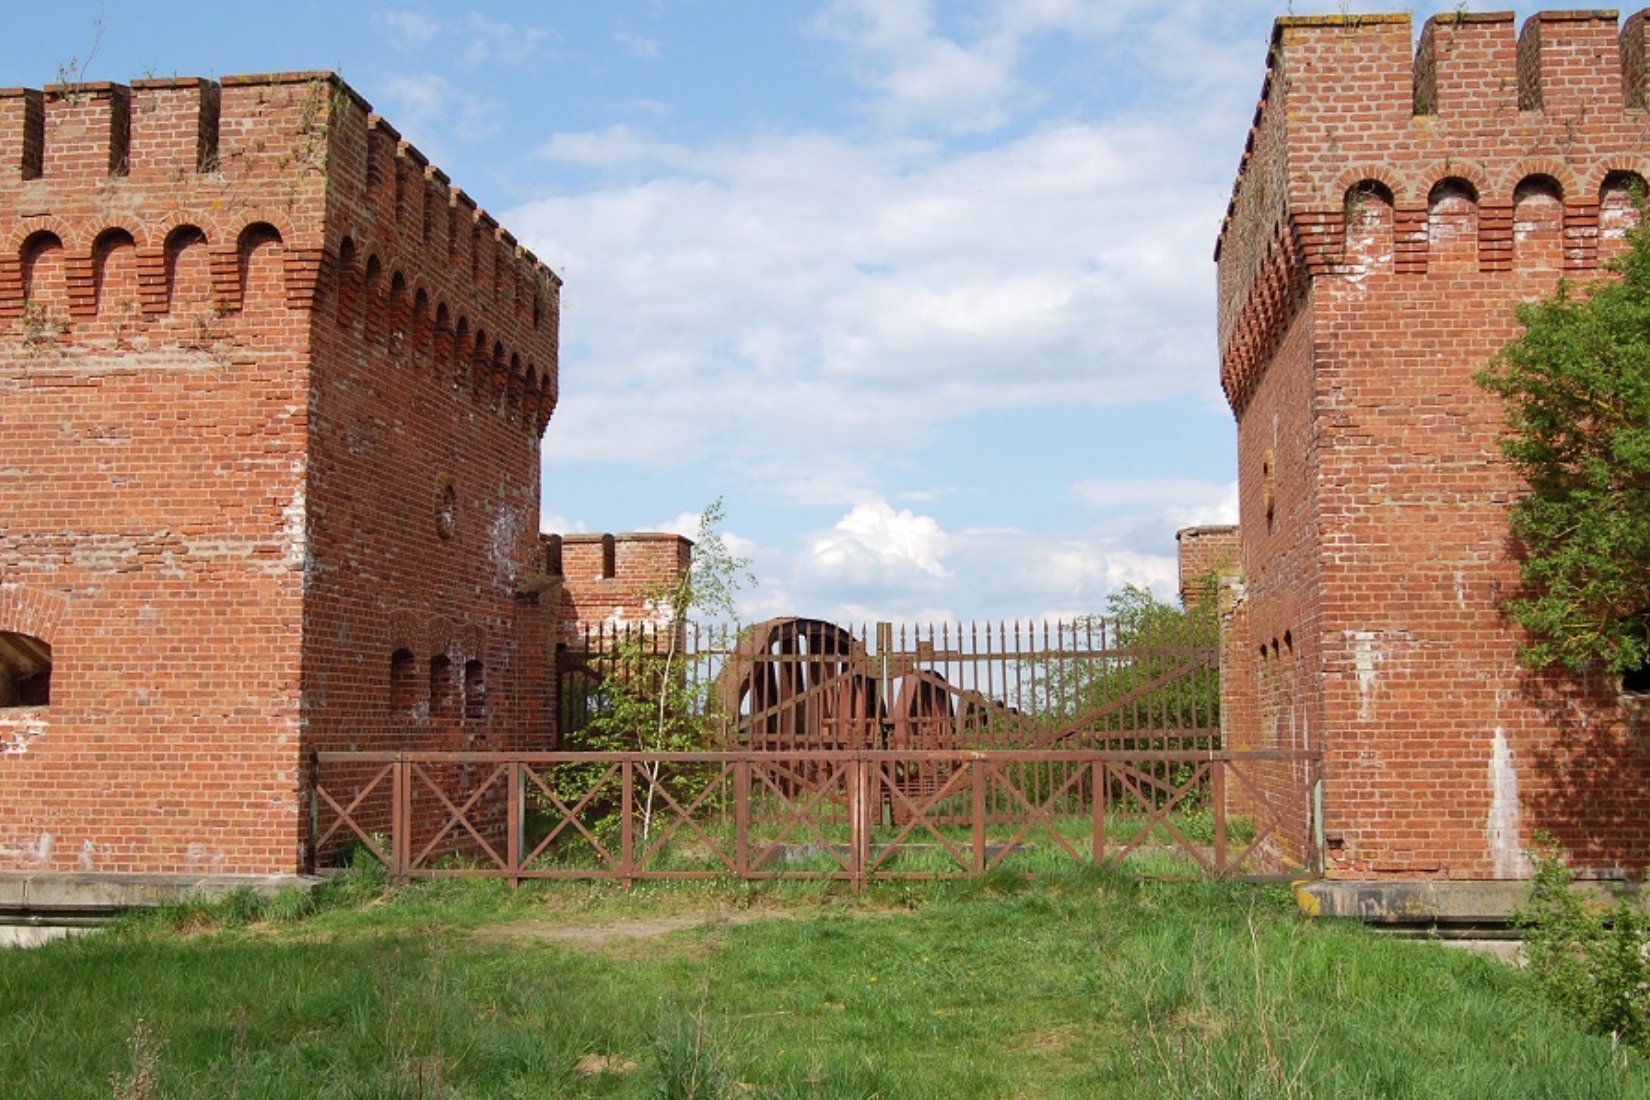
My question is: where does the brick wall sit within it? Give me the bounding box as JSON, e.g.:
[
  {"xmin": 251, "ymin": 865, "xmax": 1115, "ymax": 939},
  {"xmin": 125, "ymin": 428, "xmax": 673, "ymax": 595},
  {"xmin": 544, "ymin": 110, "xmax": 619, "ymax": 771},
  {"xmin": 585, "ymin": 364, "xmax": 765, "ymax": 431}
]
[
  {"xmin": 1217, "ymin": 11, "xmax": 1650, "ymax": 880},
  {"xmin": 0, "ymin": 74, "xmax": 560, "ymax": 875},
  {"xmin": 548, "ymin": 532, "xmax": 694, "ymax": 646},
  {"xmin": 1175, "ymin": 525, "xmax": 1239, "ymax": 608}
]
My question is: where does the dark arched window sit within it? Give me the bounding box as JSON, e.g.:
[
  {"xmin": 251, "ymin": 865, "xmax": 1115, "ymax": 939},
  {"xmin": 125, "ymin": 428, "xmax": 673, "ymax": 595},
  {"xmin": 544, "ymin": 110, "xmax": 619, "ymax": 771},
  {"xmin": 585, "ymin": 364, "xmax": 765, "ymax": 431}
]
[
  {"xmin": 390, "ymin": 649, "xmax": 419, "ymax": 711},
  {"xmin": 429, "ymin": 654, "xmax": 456, "ymax": 718},
  {"xmin": 464, "ymin": 660, "xmax": 486, "ymax": 721},
  {"xmin": 0, "ymin": 632, "xmax": 51, "ymax": 707}
]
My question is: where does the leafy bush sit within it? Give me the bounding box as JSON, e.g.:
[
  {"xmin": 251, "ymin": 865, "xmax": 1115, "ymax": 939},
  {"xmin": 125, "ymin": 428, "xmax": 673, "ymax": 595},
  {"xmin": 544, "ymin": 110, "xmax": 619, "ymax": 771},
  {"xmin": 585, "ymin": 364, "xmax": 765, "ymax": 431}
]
[
  {"xmin": 1475, "ymin": 219, "xmax": 1650, "ymax": 674},
  {"xmin": 1515, "ymin": 851, "xmax": 1650, "ymax": 1053}
]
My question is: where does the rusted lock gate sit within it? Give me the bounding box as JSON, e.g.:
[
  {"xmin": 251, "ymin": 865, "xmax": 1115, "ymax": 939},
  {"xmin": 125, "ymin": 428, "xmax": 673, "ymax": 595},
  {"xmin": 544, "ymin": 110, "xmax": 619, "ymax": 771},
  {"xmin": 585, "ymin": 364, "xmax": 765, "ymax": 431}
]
[{"xmin": 700, "ymin": 616, "xmax": 1220, "ymax": 819}]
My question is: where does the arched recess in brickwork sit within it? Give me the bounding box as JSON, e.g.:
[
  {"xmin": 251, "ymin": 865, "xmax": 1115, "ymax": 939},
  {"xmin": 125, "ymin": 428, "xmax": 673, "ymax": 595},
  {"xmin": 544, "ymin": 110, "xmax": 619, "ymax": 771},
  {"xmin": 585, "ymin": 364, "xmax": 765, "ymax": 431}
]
[
  {"xmin": 488, "ymin": 340, "xmax": 507, "ymax": 404},
  {"xmin": 92, "ymin": 227, "xmax": 141, "ymax": 324},
  {"xmin": 469, "ymin": 328, "xmax": 489, "ymax": 396},
  {"xmin": 463, "ymin": 658, "xmax": 486, "ymax": 721},
  {"xmin": 21, "ymin": 230, "xmax": 70, "ymax": 326},
  {"xmin": 1599, "ymin": 171, "xmax": 1645, "ymax": 263},
  {"xmin": 1343, "ymin": 181, "xmax": 1395, "ymax": 276},
  {"xmin": 0, "ymin": 632, "xmax": 50, "ymax": 707},
  {"xmin": 336, "ymin": 236, "xmax": 359, "ymax": 328},
  {"xmin": 1513, "ymin": 175, "xmax": 1564, "ymax": 271},
  {"xmin": 362, "ymin": 254, "xmax": 384, "ymax": 344},
  {"xmin": 429, "ymin": 653, "xmax": 457, "ymax": 719},
  {"xmin": 236, "ymin": 223, "xmax": 285, "ymax": 315},
  {"xmin": 452, "ymin": 316, "xmax": 471, "ymax": 390},
  {"xmin": 387, "ymin": 271, "xmax": 409, "ymax": 354},
  {"xmin": 411, "ymin": 287, "xmax": 430, "ymax": 358},
  {"xmin": 1427, "ymin": 179, "xmax": 1479, "ymax": 272},
  {"xmin": 433, "ymin": 301, "xmax": 451, "ymax": 365},
  {"xmin": 164, "ymin": 224, "xmax": 212, "ymax": 317},
  {"xmin": 507, "ymin": 352, "xmax": 524, "ymax": 421},
  {"xmin": 390, "ymin": 648, "xmax": 420, "ymax": 712},
  {"xmin": 0, "ymin": 587, "xmax": 67, "ymax": 709}
]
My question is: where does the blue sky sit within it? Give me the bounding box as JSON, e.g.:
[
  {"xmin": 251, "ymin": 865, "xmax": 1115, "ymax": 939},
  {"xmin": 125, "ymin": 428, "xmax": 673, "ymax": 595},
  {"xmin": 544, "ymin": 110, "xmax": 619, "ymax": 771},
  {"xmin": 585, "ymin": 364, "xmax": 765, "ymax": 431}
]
[{"xmin": 4, "ymin": 0, "xmax": 1497, "ymax": 624}]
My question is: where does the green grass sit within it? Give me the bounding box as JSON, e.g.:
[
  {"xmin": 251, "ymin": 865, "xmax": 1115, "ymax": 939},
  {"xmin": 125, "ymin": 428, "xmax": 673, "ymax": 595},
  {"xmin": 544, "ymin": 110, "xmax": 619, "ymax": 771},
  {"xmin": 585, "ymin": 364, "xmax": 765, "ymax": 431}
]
[{"xmin": 1, "ymin": 870, "xmax": 1644, "ymax": 1098}]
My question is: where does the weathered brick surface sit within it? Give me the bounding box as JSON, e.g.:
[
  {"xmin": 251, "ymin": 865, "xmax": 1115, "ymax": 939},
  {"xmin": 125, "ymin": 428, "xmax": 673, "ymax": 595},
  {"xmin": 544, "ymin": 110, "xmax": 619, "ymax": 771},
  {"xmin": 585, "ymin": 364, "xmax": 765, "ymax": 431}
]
[
  {"xmin": 548, "ymin": 532, "xmax": 694, "ymax": 645},
  {"xmin": 0, "ymin": 74, "xmax": 560, "ymax": 874},
  {"xmin": 1175, "ymin": 525, "xmax": 1240, "ymax": 608},
  {"xmin": 1218, "ymin": 11, "xmax": 1650, "ymax": 880}
]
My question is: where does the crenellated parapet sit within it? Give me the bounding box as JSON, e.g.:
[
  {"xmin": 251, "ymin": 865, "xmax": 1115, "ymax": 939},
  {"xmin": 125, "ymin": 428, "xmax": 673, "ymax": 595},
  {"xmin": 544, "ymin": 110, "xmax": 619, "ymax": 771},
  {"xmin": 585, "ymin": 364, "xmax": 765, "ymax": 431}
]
[
  {"xmin": 1216, "ymin": 9, "xmax": 1650, "ymax": 416},
  {"xmin": 0, "ymin": 72, "xmax": 560, "ymax": 438}
]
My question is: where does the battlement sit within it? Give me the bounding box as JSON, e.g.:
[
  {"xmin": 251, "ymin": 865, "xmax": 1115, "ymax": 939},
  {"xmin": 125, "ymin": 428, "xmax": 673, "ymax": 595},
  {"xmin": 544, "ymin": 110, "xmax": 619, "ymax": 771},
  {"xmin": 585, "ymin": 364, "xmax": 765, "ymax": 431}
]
[
  {"xmin": 1215, "ymin": 9, "xmax": 1650, "ymax": 417},
  {"xmin": 0, "ymin": 72, "xmax": 560, "ymax": 437},
  {"xmin": 1221, "ymin": 9, "xmax": 1648, "ymax": 254}
]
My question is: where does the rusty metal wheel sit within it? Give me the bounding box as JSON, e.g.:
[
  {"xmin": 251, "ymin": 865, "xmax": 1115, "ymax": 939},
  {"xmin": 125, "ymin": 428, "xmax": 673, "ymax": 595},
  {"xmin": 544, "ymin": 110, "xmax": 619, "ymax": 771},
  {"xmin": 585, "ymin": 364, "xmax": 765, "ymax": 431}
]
[{"xmin": 715, "ymin": 617, "xmax": 880, "ymax": 750}]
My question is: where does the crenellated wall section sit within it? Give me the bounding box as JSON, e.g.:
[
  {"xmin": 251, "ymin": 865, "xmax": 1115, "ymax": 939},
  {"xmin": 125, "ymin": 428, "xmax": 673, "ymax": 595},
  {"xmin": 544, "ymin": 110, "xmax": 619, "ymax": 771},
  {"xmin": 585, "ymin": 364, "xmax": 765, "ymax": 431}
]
[
  {"xmin": 0, "ymin": 73, "xmax": 562, "ymax": 877},
  {"xmin": 1218, "ymin": 10, "xmax": 1650, "ymax": 415},
  {"xmin": 1217, "ymin": 11, "xmax": 1650, "ymax": 882}
]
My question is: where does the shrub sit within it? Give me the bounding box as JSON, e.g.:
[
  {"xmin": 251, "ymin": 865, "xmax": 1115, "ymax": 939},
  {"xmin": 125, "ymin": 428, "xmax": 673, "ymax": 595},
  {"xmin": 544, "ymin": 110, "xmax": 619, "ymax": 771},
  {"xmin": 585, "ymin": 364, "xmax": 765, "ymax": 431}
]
[{"xmin": 1514, "ymin": 851, "xmax": 1650, "ymax": 1053}]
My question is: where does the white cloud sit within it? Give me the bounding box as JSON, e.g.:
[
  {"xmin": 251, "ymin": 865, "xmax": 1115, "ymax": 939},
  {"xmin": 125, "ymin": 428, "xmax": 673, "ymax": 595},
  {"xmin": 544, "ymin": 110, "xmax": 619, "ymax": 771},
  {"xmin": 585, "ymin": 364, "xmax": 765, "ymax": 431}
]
[
  {"xmin": 1073, "ymin": 477, "xmax": 1232, "ymax": 512},
  {"xmin": 537, "ymin": 125, "xmax": 685, "ymax": 168},
  {"xmin": 519, "ymin": 114, "xmax": 1231, "ymax": 497},
  {"xmin": 369, "ymin": 10, "xmax": 554, "ymax": 70},
  {"xmin": 800, "ymin": 501, "xmax": 953, "ymax": 593},
  {"xmin": 373, "ymin": 10, "xmax": 441, "ymax": 49},
  {"xmin": 460, "ymin": 13, "xmax": 554, "ymax": 68},
  {"xmin": 375, "ymin": 73, "xmax": 501, "ymax": 155},
  {"xmin": 614, "ymin": 31, "xmax": 663, "ymax": 60},
  {"xmin": 809, "ymin": 0, "xmax": 1025, "ymax": 132}
]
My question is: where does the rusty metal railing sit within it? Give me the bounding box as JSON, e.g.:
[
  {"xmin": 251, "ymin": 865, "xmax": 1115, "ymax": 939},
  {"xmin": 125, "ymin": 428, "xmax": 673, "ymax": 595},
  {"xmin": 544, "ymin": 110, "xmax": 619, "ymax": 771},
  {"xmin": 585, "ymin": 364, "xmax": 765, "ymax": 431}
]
[{"xmin": 310, "ymin": 749, "xmax": 1322, "ymax": 889}]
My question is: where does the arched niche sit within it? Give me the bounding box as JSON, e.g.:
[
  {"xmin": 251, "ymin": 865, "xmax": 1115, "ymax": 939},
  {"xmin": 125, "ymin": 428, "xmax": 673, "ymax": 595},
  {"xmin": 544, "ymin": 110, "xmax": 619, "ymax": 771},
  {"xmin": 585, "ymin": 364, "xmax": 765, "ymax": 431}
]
[
  {"xmin": 1513, "ymin": 175, "xmax": 1564, "ymax": 271},
  {"xmin": 1427, "ymin": 179, "xmax": 1479, "ymax": 272},
  {"xmin": 1344, "ymin": 181, "xmax": 1395, "ymax": 275}
]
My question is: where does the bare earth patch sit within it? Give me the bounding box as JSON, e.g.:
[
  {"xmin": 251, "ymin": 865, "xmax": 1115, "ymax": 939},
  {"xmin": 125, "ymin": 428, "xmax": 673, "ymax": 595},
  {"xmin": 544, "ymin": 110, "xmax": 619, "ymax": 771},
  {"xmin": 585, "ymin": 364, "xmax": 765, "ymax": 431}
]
[{"xmin": 472, "ymin": 908, "xmax": 794, "ymax": 949}]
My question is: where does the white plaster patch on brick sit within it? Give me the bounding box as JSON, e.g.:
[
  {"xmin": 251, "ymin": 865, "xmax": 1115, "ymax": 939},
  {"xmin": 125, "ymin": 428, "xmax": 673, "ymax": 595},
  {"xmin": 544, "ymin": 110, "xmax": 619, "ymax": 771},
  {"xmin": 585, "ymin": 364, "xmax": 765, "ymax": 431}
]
[
  {"xmin": 69, "ymin": 534, "xmax": 139, "ymax": 574},
  {"xmin": 0, "ymin": 832, "xmax": 54, "ymax": 866},
  {"xmin": 1487, "ymin": 728, "xmax": 1529, "ymax": 879},
  {"xmin": 489, "ymin": 503, "xmax": 528, "ymax": 586},
  {"xmin": 1454, "ymin": 570, "xmax": 1467, "ymax": 610},
  {"xmin": 282, "ymin": 465, "xmax": 313, "ymax": 587},
  {"xmin": 184, "ymin": 843, "xmax": 227, "ymax": 874},
  {"xmin": 0, "ymin": 713, "xmax": 46, "ymax": 754},
  {"xmin": 1351, "ymin": 630, "xmax": 1382, "ymax": 722},
  {"xmin": 79, "ymin": 839, "xmax": 94, "ymax": 871}
]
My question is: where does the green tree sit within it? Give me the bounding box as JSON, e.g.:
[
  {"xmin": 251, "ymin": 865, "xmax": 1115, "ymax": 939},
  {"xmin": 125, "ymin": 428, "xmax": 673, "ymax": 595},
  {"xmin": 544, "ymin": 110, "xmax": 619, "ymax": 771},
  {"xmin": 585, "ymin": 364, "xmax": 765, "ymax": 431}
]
[
  {"xmin": 1081, "ymin": 583, "xmax": 1221, "ymax": 738},
  {"xmin": 1476, "ymin": 224, "xmax": 1650, "ymax": 675},
  {"xmin": 559, "ymin": 499, "xmax": 753, "ymax": 842}
]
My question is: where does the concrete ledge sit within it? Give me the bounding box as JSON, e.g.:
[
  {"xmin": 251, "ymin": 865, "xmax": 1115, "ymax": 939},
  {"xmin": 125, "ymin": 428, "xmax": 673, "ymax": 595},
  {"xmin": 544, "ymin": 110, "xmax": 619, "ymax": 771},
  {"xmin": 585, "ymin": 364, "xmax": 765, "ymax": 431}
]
[
  {"xmin": 0, "ymin": 872, "xmax": 320, "ymax": 922},
  {"xmin": 1293, "ymin": 878, "xmax": 1627, "ymax": 933}
]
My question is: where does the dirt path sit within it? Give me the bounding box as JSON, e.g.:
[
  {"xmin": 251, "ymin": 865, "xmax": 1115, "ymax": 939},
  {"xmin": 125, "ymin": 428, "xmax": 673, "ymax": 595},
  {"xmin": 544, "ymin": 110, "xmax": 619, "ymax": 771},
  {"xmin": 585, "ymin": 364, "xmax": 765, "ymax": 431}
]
[{"xmin": 470, "ymin": 907, "xmax": 796, "ymax": 949}]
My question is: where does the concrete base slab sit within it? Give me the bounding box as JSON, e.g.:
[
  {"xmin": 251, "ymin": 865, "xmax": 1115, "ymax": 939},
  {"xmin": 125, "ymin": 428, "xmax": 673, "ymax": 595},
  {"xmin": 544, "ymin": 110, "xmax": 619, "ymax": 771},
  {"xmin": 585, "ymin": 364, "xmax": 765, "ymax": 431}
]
[
  {"xmin": 1293, "ymin": 878, "xmax": 1626, "ymax": 935},
  {"xmin": 0, "ymin": 872, "xmax": 321, "ymax": 941}
]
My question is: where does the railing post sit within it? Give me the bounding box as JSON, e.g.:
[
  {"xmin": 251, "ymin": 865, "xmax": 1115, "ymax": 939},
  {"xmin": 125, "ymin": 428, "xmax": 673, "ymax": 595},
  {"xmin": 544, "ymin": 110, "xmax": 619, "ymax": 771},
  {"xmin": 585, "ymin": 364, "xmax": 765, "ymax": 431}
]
[
  {"xmin": 1212, "ymin": 756, "xmax": 1227, "ymax": 875},
  {"xmin": 393, "ymin": 752, "xmax": 410, "ymax": 883},
  {"xmin": 621, "ymin": 758, "xmax": 634, "ymax": 890},
  {"xmin": 304, "ymin": 751, "xmax": 318, "ymax": 876},
  {"xmin": 971, "ymin": 758, "xmax": 986, "ymax": 874},
  {"xmin": 851, "ymin": 755, "xmax": 868, "ymax": 893},
  {"xmin": 735, "ymin": 757, "xmax": 750, "ymax": 878},
  {"xmin": 1092, "ymin": 760, "xmax": 1106, "ymax": 867},
  {"xmin": 507, "ymin": 759, "xmax": 522, "ymax": 889}
]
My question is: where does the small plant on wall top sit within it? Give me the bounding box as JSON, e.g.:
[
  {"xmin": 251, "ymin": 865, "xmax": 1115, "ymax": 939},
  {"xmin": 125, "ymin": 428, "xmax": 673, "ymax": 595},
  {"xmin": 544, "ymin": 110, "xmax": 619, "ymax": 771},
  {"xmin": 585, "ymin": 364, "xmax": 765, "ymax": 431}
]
[
  {"xmin": 1475, "ymin": 218, "xmax": 1650, "ymax": 683},
  {"xmin": 553, "ymin": 499, "xmax": 753, "ymax": 844}
]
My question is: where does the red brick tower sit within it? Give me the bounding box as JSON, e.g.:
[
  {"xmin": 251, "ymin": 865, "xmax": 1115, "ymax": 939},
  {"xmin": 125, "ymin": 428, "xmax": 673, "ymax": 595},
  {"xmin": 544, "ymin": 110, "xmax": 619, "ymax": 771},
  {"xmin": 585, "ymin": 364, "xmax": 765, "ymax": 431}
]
[
  {"xmin": 0, "ymin": 74, "xmax": 560, "ymax": 877},
  {"xmin": 1218, "ymin": 11, "xmax": 1650, "ymax": 880}
]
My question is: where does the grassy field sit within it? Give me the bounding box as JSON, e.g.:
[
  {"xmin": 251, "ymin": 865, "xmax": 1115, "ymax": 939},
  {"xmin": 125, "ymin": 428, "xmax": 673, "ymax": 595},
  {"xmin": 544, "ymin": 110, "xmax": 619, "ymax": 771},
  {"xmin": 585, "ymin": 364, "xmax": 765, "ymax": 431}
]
[{"xmin": 1, "ymin": 869, "xmax": 1644, "ymax": 1099}]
